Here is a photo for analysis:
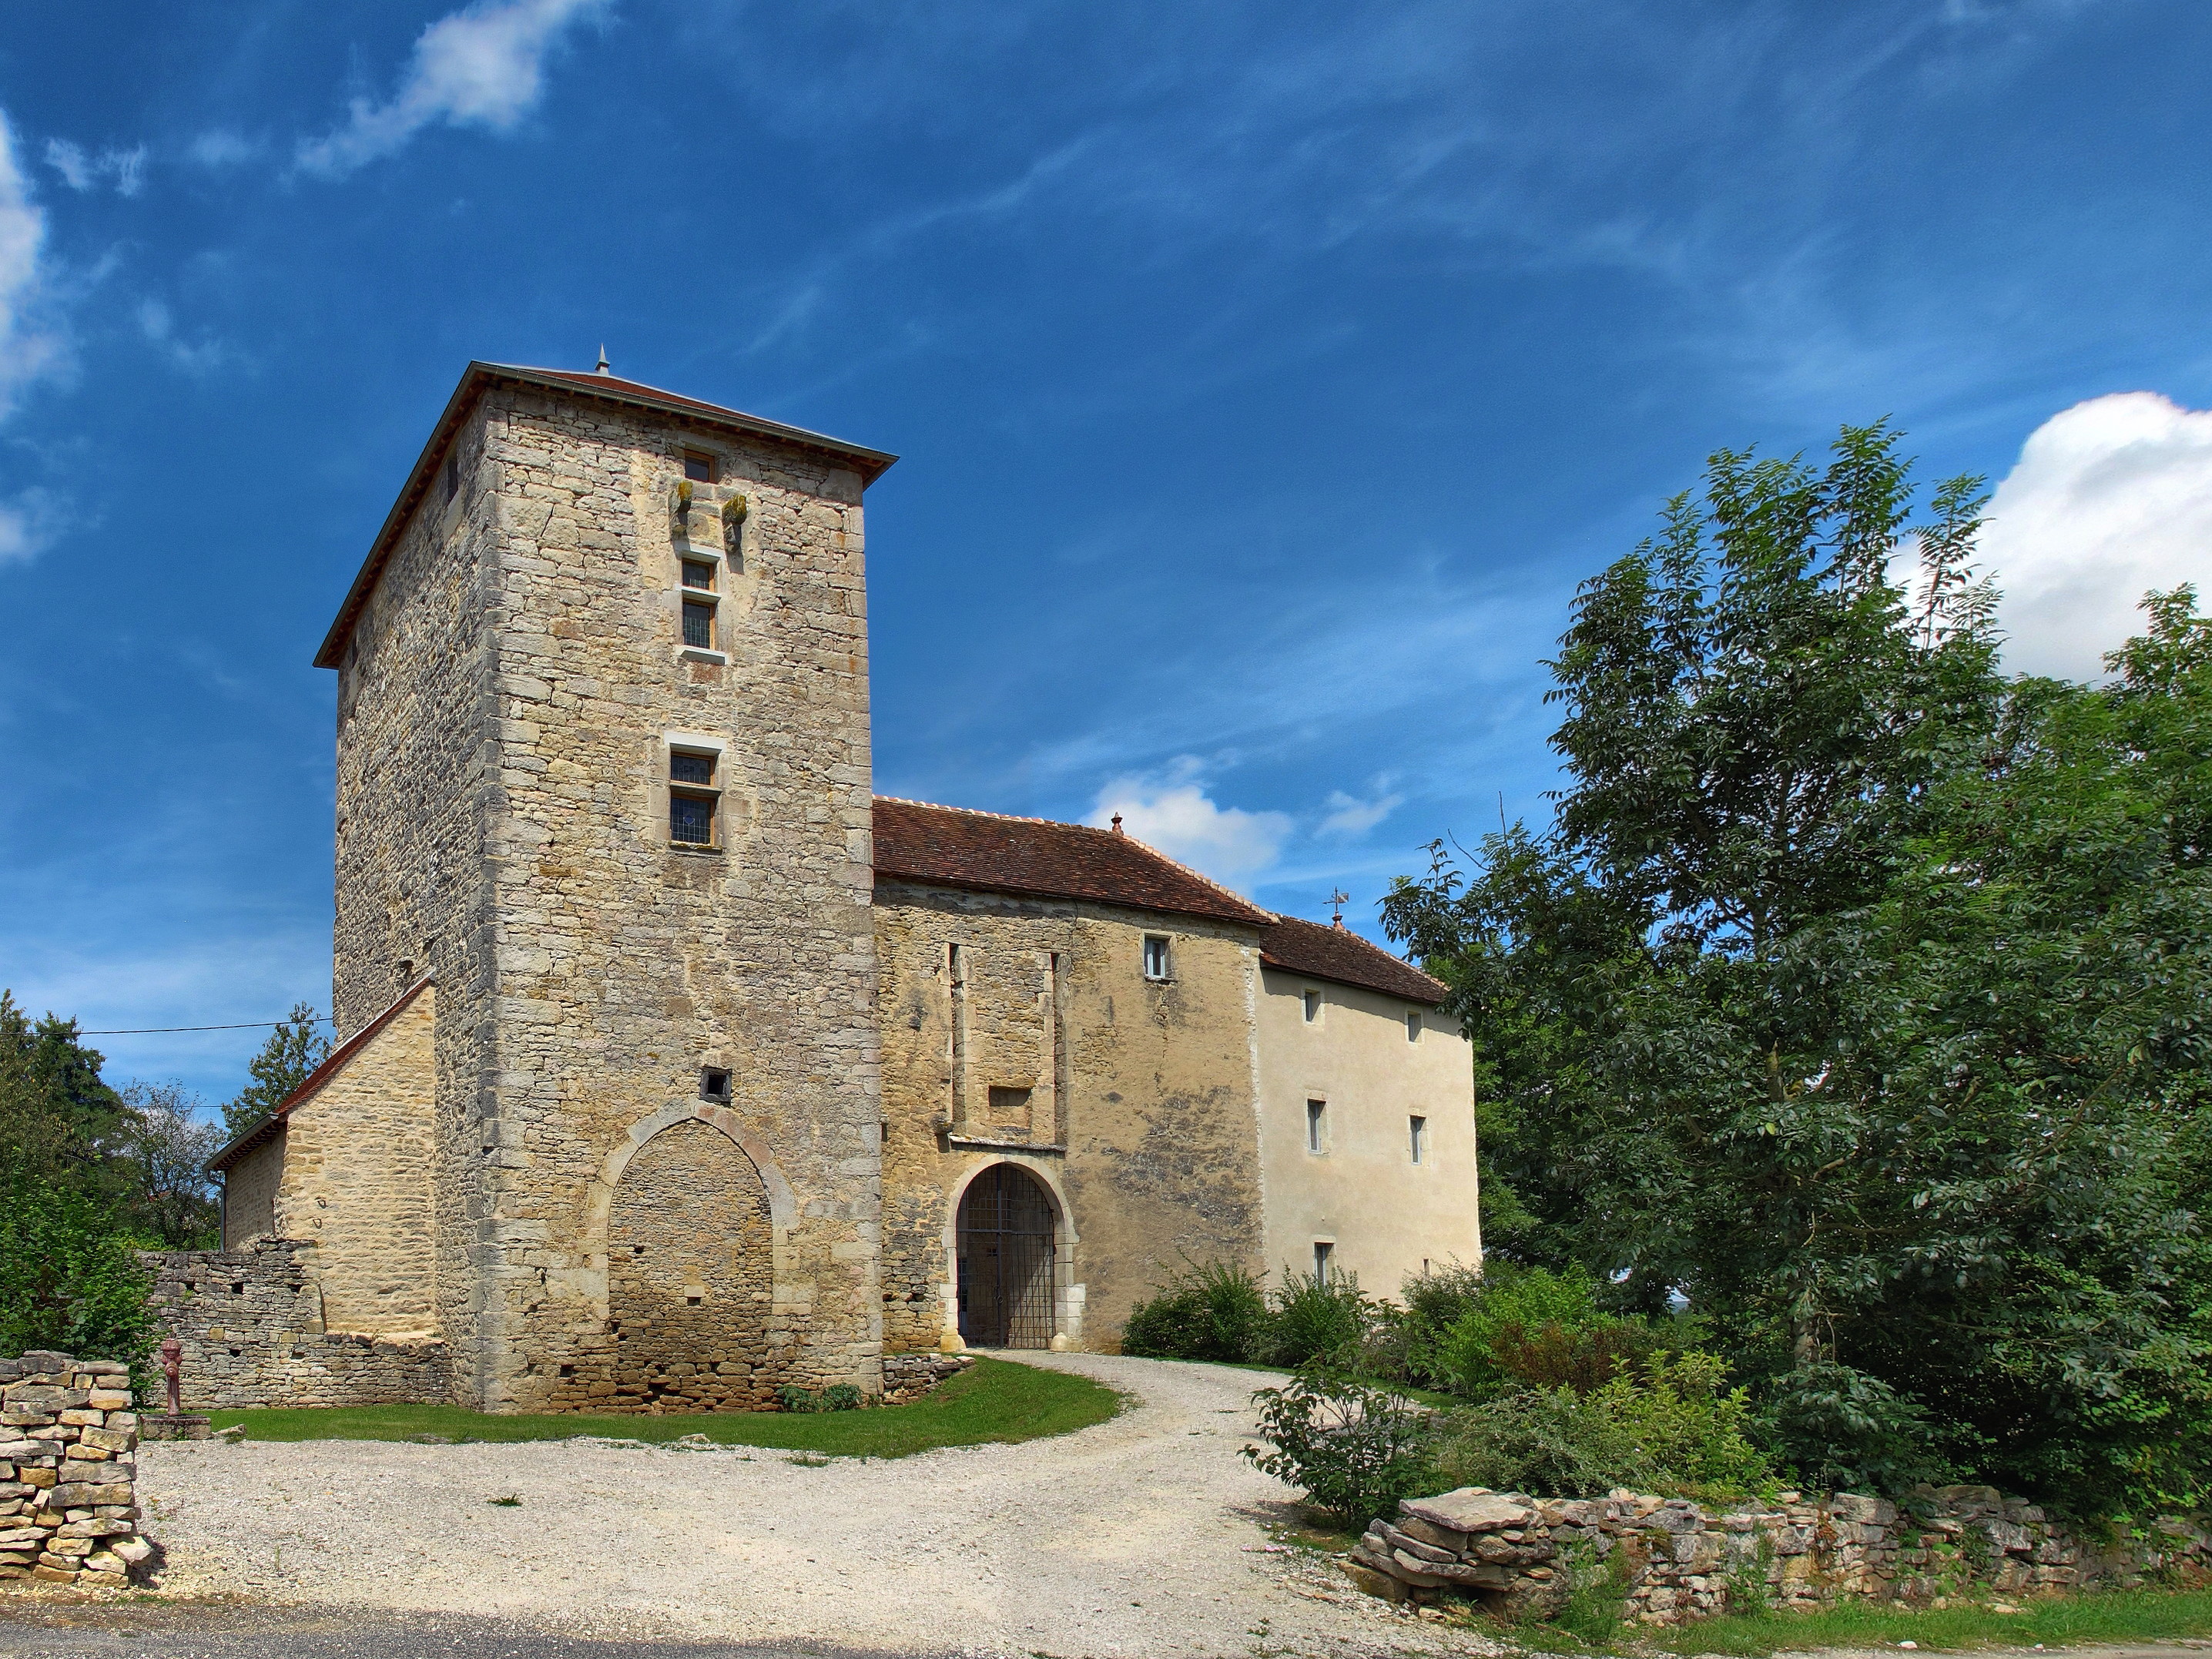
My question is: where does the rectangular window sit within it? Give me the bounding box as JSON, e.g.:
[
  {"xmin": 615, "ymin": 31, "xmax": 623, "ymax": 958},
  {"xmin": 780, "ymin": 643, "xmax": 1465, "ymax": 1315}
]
[
  {"xmin": 1302, "ymin": 989, "xmax": 1321, "ymax": 1024},
  {"xmin": 683, "ymin": 451, "xmax": 716, "ymax": 483},
  {"xmin": 682, "ymin": 598, "xmax": 715, "ymax": 650},
  {"xmin": 1407, "ymin": 1010, "xmax": 1422, "ymax": 1043},
  {"xmin": 1313, "ymin": 1241, "xmax": 1333, "ymax": 1281},
  {"xmin": 1409, "ymin": 1114, "xmax": 1427, "ymax": 1164},
  {"xmin": 1306, "ymin": 1098, "xmax": 1326, "ymax": 1154},
  {"xmin": 682, "ymin": 559, "xmax": 716, "ymax": 591},
  {"xmin": 699, "ymin": 1067, "xmax": 732, "ymax": 1103},
  {"xmin": 443, "ymin": 450, "xmax": 459, "ymax": 504},
  {"xmin": 669, "ymin": 746, "xmax": 717, "ymax": 846},
  {"xmin": 1142, "ymin": 935, "xmax": 1171, "ymax": 980}
]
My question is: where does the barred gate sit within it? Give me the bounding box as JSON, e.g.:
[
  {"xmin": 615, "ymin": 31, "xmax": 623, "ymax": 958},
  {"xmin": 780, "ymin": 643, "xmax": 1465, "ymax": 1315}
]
[{"xmin": 956, "ymin": 1164, "xmax": 1057, "ymax": 1349}]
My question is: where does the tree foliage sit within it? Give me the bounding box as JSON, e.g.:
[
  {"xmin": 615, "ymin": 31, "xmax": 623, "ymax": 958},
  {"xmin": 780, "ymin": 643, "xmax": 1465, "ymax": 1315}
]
[
  {"xmin": 220, "ymin": 1002, "xmax": 329, "ymax": 1141},
  {"xmin": 1383, "ymin": 425, "xmax": 2212, "ymax": 1512}
]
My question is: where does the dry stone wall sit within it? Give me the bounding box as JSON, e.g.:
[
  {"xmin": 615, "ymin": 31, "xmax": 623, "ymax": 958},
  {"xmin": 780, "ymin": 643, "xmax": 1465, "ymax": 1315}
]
[
  {"xmin": 143, "ymin": 1241, "xmax": 450, "ymax": 1409},
  {"xmin": 0, "ymin": 1352, "xmax": 154, "ymax": 1589},
  {"xmin": 1348, "ymin": 1485, "xmax": 2212, "ymax": 1624}
]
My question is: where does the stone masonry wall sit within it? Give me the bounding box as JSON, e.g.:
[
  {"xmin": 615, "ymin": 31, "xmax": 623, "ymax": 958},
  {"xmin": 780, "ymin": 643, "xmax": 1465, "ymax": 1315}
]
[
  {"xmin": 1348, "ymin": 1485, "xmax": 2212, "ymax": 1624},
  {"xmin": 876, "ymin": 881, "xmax": 1269, "ymax": 1356},
  {"xmin": 0, "ymin": 1352, "xmax": 154, "ymax": 1588},
  {"xmin": 143, "ymin": 1241, "xmax": 451, "ymax": 1409}
]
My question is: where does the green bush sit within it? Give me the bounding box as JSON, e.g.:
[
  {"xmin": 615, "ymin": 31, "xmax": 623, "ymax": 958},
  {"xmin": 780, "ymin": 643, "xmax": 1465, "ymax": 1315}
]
[
  {"xmin": 1262, "ymin": 1269, "xmax": 1375, "ymax": 1369},
  {"xmin": 1121, "ymin": 1260, "xmax": 1271, "ymax": 1362},
  {"xmin": 1242, "ymin": 1369, "xmax": 1436, "ymax": 1529},
  {"xmin": 1436, "ymin": 1262, "xmax": 1668, "ymax": 1399},
  {"xmin": 1433, "ymin": 1352, "xmax": 1773, "ymax": 1500},
  {"xmin": 1758, "ymin": 1361, "xmax": 1944, "ymax": 1495},
  {"xmin": 823, "ymin": 1383, "xmax": 864, "ymax": 1412},
  {"xmin": 0, "ymin": 1170, "xmax": 156, "ymax": 1372},
  {"xmin": 778, "ymin": 1384, "xmax": 825, "ymax": 1413},
  {"xmin": 1398, "ymin": 1261, "xmax": 1486, "ymax": 1387}
]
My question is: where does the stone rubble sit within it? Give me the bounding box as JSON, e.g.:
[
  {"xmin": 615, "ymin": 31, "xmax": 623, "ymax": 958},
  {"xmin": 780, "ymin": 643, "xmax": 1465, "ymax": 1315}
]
[
  {"xmin": 0, "ymin": 1350, "xmax": 156, "ymax": 1591},
  {"xmin": 1346, "ymin": 1483, "xmax": 2212, "ymax": 1624}
]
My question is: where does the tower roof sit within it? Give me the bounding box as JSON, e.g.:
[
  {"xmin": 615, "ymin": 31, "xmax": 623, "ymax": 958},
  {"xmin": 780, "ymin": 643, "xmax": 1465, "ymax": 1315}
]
[{"xmin": 313, "ymin": 360, "xmax": 897, "ymax": 669}]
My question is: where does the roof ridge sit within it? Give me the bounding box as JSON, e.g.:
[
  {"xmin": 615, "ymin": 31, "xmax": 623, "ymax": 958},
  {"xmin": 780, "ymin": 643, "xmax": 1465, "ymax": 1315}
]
[{"xmin": 874, "ymin": 794, "xmax": 1275, "ymax": 920}]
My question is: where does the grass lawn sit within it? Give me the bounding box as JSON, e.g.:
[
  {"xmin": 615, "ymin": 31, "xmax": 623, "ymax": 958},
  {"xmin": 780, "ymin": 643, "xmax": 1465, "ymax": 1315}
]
[
  {"xmin": 1629, "ymin": 1588, "xmax": 2212, "ymax": 1654},
  {"xmin": 205, "ymin": 1356, "xmax": 1120, "ymax": 1458}
]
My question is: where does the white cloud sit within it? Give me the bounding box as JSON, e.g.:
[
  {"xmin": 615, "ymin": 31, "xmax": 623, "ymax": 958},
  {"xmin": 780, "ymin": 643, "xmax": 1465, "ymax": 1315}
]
[
  {"xmin": 0, "ymin": 488, "xmax": 62, "ymax": 566},
  {"xmin": 0, "ymin": 112, "xmax": 65, "ymax": 424},
  {"xmin": 297, "ymin": 0, "xmax": 613, "ymax": 178},
  {"xmin": 136, "ymin": 297, "xmax": 225, "ymax": 373},
  {"xmin": 43, "ymin": 139, "xmax": 146, "ymax": 196},
  {"xmin": 186, "ymin": 131, "xmax": 260, "ymax": 169},
  {"xmin": 1981, "ymin": 393, "xmax": 2212, "ymax": 680},
  {"xmin": 1089, "ymin": 759, "xmax": 1292, "ymax": 890},
  {"xmin": 1317, "ymin": 786, "xmax": 1404, "ymax": 840}
]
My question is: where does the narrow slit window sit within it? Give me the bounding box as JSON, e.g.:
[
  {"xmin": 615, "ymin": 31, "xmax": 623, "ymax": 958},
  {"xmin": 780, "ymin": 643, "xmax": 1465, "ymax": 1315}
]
[
  {"xmin": 1302, "ymin": 989, "xmax": 1321, "ymax": 1024},
  {"xmin": 1313, "ymin": 1241, "xmax": 1333, "ymax": 1281},
  {"xmin": 682, "ymin": 451, "xmax": 716, "ymax": 483},
  {"xmin": 1305, "ymin": 1098, "xmax": 1326, "ymax": 1154},
  {"xmin": 443, "ymin": 450, "xmax": 460, "ymax": 504},
  {"xmin": 682, "ymin": 598, "xmax": 715, "ymax": 650},
  {"xmin": 1406, "ymin": 1010, "xmax": 1422, "ymax": 1043},
  {"xmin": 1409, "ymin": 1114, "xmax": 1427, "ymax": 1165},
  {"xmin": 1142, "ymin": 934, "xmax": 1171, "ymax": 980}
]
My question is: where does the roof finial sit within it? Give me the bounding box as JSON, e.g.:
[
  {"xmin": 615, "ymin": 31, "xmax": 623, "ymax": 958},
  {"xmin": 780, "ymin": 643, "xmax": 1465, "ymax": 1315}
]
[
  {"xmin": 595, "ymin": 344, "xmax": 612, "ymax": 377},
  {"xmin": 1111, "ymin": 813, "xmax": 1124, "ymax": 835},
  {"xmin": 1329, "ymin": 888, "xmax": 1349, "ymax": 929}
]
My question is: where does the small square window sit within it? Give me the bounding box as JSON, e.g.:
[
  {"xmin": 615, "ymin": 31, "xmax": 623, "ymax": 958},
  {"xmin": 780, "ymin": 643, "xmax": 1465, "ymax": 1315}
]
[
  {"xmin": 1302, "ymin": 989, "xmax": 1321, "ymax": 1024},
  {"xmin": 1406, "ymin": 1010, "xmax": 1422, "ymax": 1043},
  {"xmin": 1313, "ymin": 1241, "xmax": 1334, "ymax": 1282},
  {"xmin": 1142, "ymin": 935, "xmax": 1171, "ymax": 980},
  {"xmin": 682, "ymin": 560, "xmax": 716, "ymax": 592},
  {"xmin": 682, "ymin": 599, "xmax": 715, "ymax": 649},
  {"xmin": 682, "ymin": 451, "xmax": 716, "ymax": 483},
  {"xmin": 1409, "ymin": 1114, "xmax": 1428, "ymax": 1165},
  {"xmin": 700, "ymin": 1067, "xmax": 732, "ymax": 1103},
  {"xmin": 1305, "ymin": 1099, "xmax": 1326, "ymax": 1154}
]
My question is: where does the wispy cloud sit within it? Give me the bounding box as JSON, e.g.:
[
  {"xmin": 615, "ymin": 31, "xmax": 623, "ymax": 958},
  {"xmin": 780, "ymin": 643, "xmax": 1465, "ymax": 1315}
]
[
  {"xmin": 297, "ymin": 0, "xmax": 615, "ymax": 178},
  {"xmin": 1089, "ymin": 758, "xmax": 1292, "ymax": 890},
  {"xmin": 1979, "ymin": 391, "xmax": 2212, "ymax": 680},
  {"xmin": 137, "ymin": 297, "xmax": 226, "ymax": 374},
  {"xmin": 0, "ymin": 488, "xmax": 63, "ymax": 568},
  {"xmin": 43, "ymin": 139, "xmax": 145, "ymax": 197},
  {"xmin": 0, "ymin": 112, "xmax": 67, "ymax": 424},
  {"xmin": 186, "ymin": 130, "xmax": 260, "ymax": 171},
  {"xmin": 1318, "ymin": 785, "xmax": 1404, "ymax": 840}
]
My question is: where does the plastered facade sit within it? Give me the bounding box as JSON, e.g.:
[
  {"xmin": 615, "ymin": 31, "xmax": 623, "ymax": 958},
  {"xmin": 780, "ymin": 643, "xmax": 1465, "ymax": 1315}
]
[{"xmin": 1255, "ymin": 971, "xmax": 1481, "ymax": 1293}]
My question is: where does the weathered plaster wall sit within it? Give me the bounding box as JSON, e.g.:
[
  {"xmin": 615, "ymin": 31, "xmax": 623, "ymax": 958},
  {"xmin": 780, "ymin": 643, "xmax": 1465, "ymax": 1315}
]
[
  {"xmin": 271, "ymin": 986, "xmax": 439, "ymax": 1336},
  {"xmin": 876, "ymin": 881, "xmax": 1268, "ymax": 1353},
  {"xmin": 220, "ymin": 1131, "xmax": 283, "ymax": 1249},
  {"xmin": 458, "ymin": 387, "xmax": 881, "ymax": 1407},
  {"xmin": 1254, "ymin": 969, "xmax": 1480, "ymax": 1297}
]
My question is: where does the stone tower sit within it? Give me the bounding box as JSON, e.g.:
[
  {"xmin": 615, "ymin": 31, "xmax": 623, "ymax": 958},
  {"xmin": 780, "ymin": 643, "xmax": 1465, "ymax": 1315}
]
[{"xmin": 315, "ymin": 361, "xmax": 897, "ymax": 1409}]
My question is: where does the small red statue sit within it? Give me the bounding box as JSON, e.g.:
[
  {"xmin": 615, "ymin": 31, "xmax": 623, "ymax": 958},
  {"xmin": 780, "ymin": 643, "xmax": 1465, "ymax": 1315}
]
[{"xmin": 160, "ymin": 1337, "xmax": 183, "ymax": 1415}]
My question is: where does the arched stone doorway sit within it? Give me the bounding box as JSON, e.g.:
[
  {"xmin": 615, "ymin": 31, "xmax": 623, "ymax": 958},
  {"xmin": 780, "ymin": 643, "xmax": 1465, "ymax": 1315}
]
[
  {"xmin": 608, "ymin": 1118, "xmax": 774, "ymax": 1409},
  {"xmin": 956, "ymin": 1163, "xmax": 1057, "ymax": 1349}
]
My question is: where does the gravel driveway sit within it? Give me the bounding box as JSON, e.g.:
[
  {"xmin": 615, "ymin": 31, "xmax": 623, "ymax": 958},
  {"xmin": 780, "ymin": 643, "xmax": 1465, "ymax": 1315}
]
[{"xmin": 128, "ymin": 1353, "xmax": 1493, "ymax": 1659}]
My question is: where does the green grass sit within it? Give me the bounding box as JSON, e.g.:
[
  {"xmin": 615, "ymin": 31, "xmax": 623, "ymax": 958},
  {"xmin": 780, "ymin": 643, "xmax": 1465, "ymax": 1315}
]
[
  {"xmin": 1634, "ymin": 1587, "xmax": 2212, "ymax": 1655},
  {"xmin": 206, "ymin": 1356, "xmax": 1120, "ymax": 1459}
]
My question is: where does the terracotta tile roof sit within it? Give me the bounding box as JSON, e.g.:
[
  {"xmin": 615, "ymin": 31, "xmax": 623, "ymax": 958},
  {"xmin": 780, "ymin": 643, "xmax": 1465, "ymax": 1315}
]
[
  {"xmin": 206, "ymin": 978, "xmax": 432, "ymax": 1173},
  {"xmin": 872, "ymin": 797, "xmax": 1274, "ymax": 928},
  {"xmin": 1258, "ymin": 914, "xmax": 1448, "ymax": 1006},
  {"xmin": 313, "ymin": 360, "xmax": 896, "ymax": 669}
]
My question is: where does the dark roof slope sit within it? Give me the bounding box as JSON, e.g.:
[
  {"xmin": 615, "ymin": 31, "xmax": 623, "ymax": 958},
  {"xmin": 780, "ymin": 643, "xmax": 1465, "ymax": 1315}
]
[
  {"xmin": 314, "ymin": 361, "xmax": 897, "ymax": 669},
  {"xmin": 1258, "ymin": 914, "xmax": 1447, "ymax": 1006},
  {"xmin": 873, "ymin": 797, "xmax": 1273, "ymax": 928},
  {"xmin": 206, "ymin": 977, "xmax": 432, "ymax": 1173}
]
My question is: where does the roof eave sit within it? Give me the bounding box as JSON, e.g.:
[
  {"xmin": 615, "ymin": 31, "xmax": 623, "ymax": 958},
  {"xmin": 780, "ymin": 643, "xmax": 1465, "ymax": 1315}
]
[{"xmin": 873, "ymin": 866, "xmax": 1271, "ymax": 930}]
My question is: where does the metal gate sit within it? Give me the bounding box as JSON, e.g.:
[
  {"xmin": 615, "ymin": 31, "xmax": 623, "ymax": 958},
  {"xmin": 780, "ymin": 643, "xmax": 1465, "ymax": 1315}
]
[{"xmin": 956, "ymin": 1164, "xmax": 1057, "ymax": 1349}]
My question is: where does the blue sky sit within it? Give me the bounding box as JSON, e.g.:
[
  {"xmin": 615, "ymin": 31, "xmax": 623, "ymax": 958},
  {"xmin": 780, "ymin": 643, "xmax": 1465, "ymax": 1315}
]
[{"xmin": 3, "ymin": 0, "xmax": 2210, "ymax": 1105}]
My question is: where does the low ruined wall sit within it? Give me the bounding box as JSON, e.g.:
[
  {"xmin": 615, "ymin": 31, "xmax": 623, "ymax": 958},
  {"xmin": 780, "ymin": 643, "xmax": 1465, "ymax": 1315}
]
[
  {"xmin": 142, "ymin": 1240, "xmax": 451, "ymax": 1409},
  {"xmin": 0, "ymin": 1352, "xmax": 155, "ymax": 1589},
  {"xmin": 1349, "ymin": 1484, "xmax": 2212, "ymax": 1624}
]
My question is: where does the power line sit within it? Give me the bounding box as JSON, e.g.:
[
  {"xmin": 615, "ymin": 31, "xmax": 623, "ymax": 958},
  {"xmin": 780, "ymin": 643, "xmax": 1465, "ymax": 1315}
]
[{"xmin": 79, "ymin": 1017, "xmax": 335, "ymax": 1035}]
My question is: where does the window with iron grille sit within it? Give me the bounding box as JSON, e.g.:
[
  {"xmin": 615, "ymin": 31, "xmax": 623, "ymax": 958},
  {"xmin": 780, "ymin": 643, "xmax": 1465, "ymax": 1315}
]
[
  {"xmin": 682, "ymin": 598, "xmax": 714, "ymax": 650},
  {"xmin": 682, "ymin": 558, "xmax": 715, "ymax": 592},
  {"xmin": 669, "ymin": 747, "xmax": 717, "ymax": 846}
]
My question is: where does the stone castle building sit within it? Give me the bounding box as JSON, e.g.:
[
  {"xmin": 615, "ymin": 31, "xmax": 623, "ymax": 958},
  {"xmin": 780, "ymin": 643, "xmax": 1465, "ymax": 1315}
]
[{"xmin": 202, "ymin": 360, "xmax": 1480, "ymax": 1412}]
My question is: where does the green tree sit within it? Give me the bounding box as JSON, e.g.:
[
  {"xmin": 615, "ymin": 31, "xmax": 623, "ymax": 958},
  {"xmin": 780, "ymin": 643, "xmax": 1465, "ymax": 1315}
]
[
  {"xmin": 1383, "ymin": 428, "xmax": 2212, "ymax": 1511},
  {"xmin": 220, "ymin": 1002, "xmax": 330, "ymax": 1141}
]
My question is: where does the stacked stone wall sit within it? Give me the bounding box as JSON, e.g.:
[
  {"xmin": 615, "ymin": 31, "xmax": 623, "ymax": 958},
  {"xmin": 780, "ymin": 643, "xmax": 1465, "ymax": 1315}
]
[
  {"xmin": 1347, "ymin": 1484, "xmax": 2212, "ymax": 1624},
  {"xmin": 143, "ymin": 1241, "xmax": 450, "ymax": 1409},
  {"xmin": 0, "ymin": 1352, "xmax": 153, "ymax": 1588}
]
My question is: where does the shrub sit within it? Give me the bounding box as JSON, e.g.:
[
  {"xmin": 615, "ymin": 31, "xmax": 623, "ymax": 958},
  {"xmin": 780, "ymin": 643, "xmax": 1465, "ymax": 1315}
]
[
  {"xmin": 1262, "ymin": 1270, "xmax": 1374, "ymax": 1369},
  {"xmin": 1758, "ymin": 1361, "xmax": 1945, "ymax": 1495},
  {"xmin": 1435, "ymin": 1262, "xmax": 1667, "ymax": 1399},
  {"xmin": 823, "ymin": 1383, "xmax": 864, "ymax": 1412},
  {"xmin": 1242, "ymin": 1369, "xmax": 1436, "ymax": 1529},
  {"xmin": 1121, "ymin": 1260, "xmax": 1270, "ymax": 1363},
  {"xmin": 0, "ymin": 1170, "xmax": 155, "ymax": 1373},
  {"xmin": 1433, "ymin": 1351, "xmax": 1772, "ymax": 1500},
  {"xmin": 1399, "ymin": 1261, "xmax": 1486, "ymax": 1388},
  {"xmin": 778, "ymin": 1384, "xmax": 825, "ymax": 1413}
]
